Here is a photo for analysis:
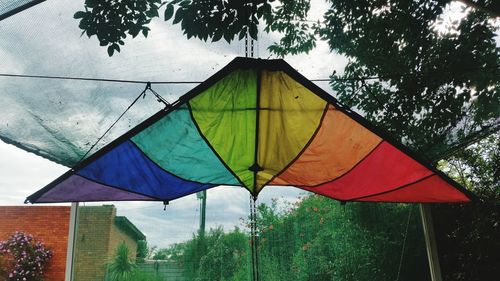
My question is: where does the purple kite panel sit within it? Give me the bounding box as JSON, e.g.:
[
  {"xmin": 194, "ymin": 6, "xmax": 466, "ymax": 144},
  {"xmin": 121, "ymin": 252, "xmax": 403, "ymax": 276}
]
[{"xmin": 34, "ymin": 175, "xmax": 156, "ymax": 202}]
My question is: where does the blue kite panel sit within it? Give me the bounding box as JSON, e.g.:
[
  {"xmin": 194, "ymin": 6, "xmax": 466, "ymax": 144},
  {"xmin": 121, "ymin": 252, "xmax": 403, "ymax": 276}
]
[{"xmin": 77, "ymin": 140, "xmax": 214, "ymax": 200}]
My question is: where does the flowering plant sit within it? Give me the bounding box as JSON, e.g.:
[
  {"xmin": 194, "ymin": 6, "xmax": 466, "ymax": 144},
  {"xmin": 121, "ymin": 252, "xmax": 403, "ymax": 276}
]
[{"xmin": 0, "ymin": 231, "xmax": 52, "ymax": 281}]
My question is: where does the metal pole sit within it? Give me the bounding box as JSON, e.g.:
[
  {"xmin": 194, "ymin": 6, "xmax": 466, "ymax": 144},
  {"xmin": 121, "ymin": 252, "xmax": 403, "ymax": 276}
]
[
  {"xmin": 199, "ymin": 190, "xmax": 206, "ymax": 238},
  {"xmin": 420, "ymin": 204, "xmax": 443, "ymax": 281},
  {"xmin": 65, "ymin": 202, "xmax": 78, "ymax": 281}
]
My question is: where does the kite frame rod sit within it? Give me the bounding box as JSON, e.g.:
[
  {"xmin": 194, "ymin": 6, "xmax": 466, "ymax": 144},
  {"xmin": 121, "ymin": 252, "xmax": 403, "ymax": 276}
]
[
  {"xmin": 420, "ymin": 204, "xmax": 443, "ymax": 281},
  {"xmin": 26, "ymin": 57, "xmax": 477, "ymax": 203},
  {"xmin": 0, "ymin": 0, "xmax": 45, "ymax": 21},
  {"xmin": 64, "ymin": 202, "xmax": 78, "ymax": 281}
]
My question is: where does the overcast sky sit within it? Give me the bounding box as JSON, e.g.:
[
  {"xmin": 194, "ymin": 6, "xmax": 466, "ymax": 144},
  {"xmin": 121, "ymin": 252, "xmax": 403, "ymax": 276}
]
[
  {"xmin": 0, "ymin": 0, "xmax": 487, "ymax": 249},
  {"xmin": 0, "ymin": 0, "xmax": 345, "ymax": 248}
]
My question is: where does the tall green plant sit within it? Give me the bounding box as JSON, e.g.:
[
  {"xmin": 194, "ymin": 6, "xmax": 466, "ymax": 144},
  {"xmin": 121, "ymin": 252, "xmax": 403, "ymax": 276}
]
[
  {"xmin": 107, "ymin": 242, "xmax": 137, "ymax": 281},
  {"xmin": 136, "ymin": 240, "xmax": 148, "ymax": 263}
]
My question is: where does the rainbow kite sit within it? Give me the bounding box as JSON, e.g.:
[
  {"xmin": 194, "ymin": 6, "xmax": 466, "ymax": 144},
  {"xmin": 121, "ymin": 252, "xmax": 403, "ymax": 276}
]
[{"xmin": 26, "ymin": 58, "xmax": 473, "ymax": 203}]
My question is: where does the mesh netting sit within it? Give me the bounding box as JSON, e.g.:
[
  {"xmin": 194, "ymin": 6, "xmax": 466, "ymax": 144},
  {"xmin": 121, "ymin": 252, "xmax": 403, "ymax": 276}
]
[
  {"xmin": 0, "ymin": 0, "xmax": 38, "ymax": 17},
  {"xmin": 0, "ymin": 0, "xmax": 235, "ymax": 166},
  {"xmin": 0, "ymin": 2, "xmax": 495, "ymax": 281},
  {"xmin": 0, "ymin": 0, "xmax": 496, "ymax": 166},
  {"xmin": 0, "ymin": 0, "xmax": 338, "ymax": 167}
]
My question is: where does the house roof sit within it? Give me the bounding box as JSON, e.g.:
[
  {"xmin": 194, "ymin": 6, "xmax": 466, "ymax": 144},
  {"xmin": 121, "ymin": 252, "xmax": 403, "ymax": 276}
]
[{"xmin": 115, "ymin": 216, "xmax": 146, "ymax": 241}]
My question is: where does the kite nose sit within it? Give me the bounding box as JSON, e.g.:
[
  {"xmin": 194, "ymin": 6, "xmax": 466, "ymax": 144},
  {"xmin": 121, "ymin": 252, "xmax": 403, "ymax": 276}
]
[{"xmin": 248, "ymin": 163, "xmax": 264, "ymax": 172}]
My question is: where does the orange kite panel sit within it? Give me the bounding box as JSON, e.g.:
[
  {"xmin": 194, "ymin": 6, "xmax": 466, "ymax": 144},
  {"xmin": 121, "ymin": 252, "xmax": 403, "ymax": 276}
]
[{"xmin": 270, "ymin": 105, "xmax": 382, "ymax": 186}]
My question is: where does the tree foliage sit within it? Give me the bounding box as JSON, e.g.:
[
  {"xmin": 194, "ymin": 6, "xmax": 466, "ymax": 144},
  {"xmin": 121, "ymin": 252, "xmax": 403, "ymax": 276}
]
[
  {"xmin": 74, "ymin": 0, "xmax": 162, "ymax": 56},
  {"xmin": 433, "ymin": 134, "xmax": 500, "ymax": 281},
  {"xmin": 73, "ymin": 2, "xmax": 499, "ymax": 279},
  {"xmin": 162, "ymin": 227, "xmax": 250, "ymax": 281},
  {"xmin": 159, "ymin": 196, "xmax": 429, "ymax": 281},
  {"xmin": 319, "ymin": 1, "xmax": 499, "ymax": 160},
  {"xmin": 74, "ymin": 0, "xmax": 499, "ymax": 160},
  {"xmin": 136, "ymin": 240, "xmax": 149, "ymax": 263}
]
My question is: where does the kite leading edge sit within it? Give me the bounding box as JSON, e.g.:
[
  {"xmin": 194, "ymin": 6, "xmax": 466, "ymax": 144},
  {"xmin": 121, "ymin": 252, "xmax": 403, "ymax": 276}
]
[{"xmin": 26, "ymin": 57, "xmax": 474, "ymax": 204}]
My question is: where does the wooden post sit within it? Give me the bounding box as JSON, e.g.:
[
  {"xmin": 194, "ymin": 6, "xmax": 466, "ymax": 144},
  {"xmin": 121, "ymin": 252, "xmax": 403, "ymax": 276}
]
[
  {"xmin": 420, "ymin": 204, "xmax": 443, "ymax": 281},
  {"xmin": 65, "ymin": 202, "xmax": 78, "ymax": 281}
]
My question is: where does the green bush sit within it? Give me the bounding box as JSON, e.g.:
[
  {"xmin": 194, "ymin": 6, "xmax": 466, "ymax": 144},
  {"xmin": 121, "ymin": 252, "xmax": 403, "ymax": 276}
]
[
  {"xmin": 128, "ymin": 270, "xmax": 164, "ymax": 281},
  {"xmin": 107, "ymin": 242, "xmax": 165, "ymax": 281},
  {"xmin": 160, "ymin": 195, "xmax": 429, "ymax": 281},
  {"xmin": 107, "ymin": 242, "xmax": 137, "ymax": 281},
  {"xmin": 136, "ymin": 240, "xmax": 148, "ymax": 263},
  {"xmin": 0, "ymin": 231, "xmax": 52, "ymax": 281}
]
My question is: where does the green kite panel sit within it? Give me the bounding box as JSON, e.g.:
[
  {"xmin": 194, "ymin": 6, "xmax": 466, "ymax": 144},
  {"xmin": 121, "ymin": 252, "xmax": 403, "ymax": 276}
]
[{"xmin": 189, "ymin": 69, "xmax": 257, "ymax": 191}]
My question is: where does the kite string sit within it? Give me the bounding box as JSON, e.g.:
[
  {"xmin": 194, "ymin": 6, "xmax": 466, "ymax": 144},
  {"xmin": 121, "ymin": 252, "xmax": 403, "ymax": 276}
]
[
  {"xmin": 0, "ymin": 72, "xmax": 202, "ymax": 84},
  {"xmin": 0, "ymin": 65, "xmax": 497, "ymax": 84},
  {"xmin": 395, "ymin": 205, "xmax": 413, "ymax": 281},
  {"xmin": 341, "ymin": 203, "xmax": 351, "ymax": 280},
  {"xmin": 249, "ymin": 195, "xmax": 255, "ymax": 280},
  {"xmin": 75, "ymin": 83, "xmax": 166, "ymax": 165},
  {"xmin": 249, "ymin": 194, "xmax": 260, "ymax": 281}
]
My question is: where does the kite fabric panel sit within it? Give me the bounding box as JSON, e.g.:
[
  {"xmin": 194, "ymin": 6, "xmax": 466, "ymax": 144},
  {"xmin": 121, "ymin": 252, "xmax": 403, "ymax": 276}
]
[{"xmin": 26, "ymin": 57, "xmax": 474, "ymax": 204}]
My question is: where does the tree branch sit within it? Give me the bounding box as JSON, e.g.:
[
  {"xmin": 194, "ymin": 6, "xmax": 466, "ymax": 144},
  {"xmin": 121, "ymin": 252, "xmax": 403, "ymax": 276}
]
[{"xmin": 456, "ymin": 0, "xmax": 500, "ymax": 18}]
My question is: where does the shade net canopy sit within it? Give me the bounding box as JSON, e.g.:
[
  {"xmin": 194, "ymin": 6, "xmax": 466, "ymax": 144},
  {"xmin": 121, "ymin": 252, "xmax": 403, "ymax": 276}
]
[
  {"xmin": 0, "ymin": 0, "xmax": 44, "ymax": 20},
  {"xmin": 0, "ymin": 0, "xmax": 497, "ymax": 175},
  {"xmin": 0, "ymin": 0, "xmax": 245, "ymax": 168},
  {"xmin": 26, "ymin": 58, "xmax": 473, "ymax": 204}
]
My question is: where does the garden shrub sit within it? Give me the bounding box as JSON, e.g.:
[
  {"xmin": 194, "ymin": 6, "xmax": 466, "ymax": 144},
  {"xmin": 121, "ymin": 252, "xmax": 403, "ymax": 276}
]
[{"xmin": 0, "ymin": 231, "xmax": 52, "ymax": 281}]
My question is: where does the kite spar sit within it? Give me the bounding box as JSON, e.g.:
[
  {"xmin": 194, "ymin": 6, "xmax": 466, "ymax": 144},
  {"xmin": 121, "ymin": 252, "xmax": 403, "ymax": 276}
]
[{"xmin": 26, "ymin": 57, "xmax": 474, "ymax": 204}]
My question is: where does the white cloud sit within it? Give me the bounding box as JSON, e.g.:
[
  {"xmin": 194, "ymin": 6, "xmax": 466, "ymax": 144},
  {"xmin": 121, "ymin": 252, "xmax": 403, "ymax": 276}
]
[
  {"xmin": 0, "ymin": 140, "xmax": 67, "ymax": 205},
  {"xmin": 0, "ymin": 0, "xmax": 336, "ymax": 249}
]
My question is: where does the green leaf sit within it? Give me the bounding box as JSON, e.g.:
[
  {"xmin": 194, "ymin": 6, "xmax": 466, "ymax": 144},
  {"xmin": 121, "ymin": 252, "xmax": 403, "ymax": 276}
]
[
  {"xmin": 85, "ymin": 0, "xmax": 97, "ymax": 8},
  {"xmin": 74, "ymin": 11, "xmax": 86, "ymax": 19},
  {"xmin": 107, "ymin": 45, "xmax": 115, "ymax": 56},
  {"xmin": 164, "ymin": 4, "xmax": 174, "ymax": 21},
  {"xmin": 146, "ymin": 8, "xmax": 159, "ymax": 18},
  {"xmin": 86, "ymin": 28, "xmax": 95, "ymax": 38},
  {"xmin": 239, "ymin": 27, "xmax": 247, "ymax": 40},
  {"xmin": 223, "ymin": 29, "xmax": 233, "ymax": 43},
  {"xmin": 212, "ymin": 31, "xmax": 223, "ymax": 42},
  {"xmin": 129, "ymin": 26, "xmax": 140, "ymax": 38},
  {"xmin": 173, "ymin": 8, "xmax": 183, "ymax": 24},
  {"xmin": 249, "ymin": 23, "xmax": 258, "ymax": 40},
  {"xmin": 142, "ymin": 28, "xmax": 149, "ymax": 37}
]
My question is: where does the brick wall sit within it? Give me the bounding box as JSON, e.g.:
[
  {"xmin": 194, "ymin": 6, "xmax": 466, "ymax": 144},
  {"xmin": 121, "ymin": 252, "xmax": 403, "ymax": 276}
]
[
  {"xmin": 0, "ymin": 206, "xmax": 70, "ymax": 281},
  {"xmin": 0, "ymin": 205, "xmax": 140, "ymax": 281},
  {"xmin": 73, "ymin": 205, "xmax": 114, "ymax": 281},
  {"xmin": 73, "ymin": 205, "xmax": 139, "ymax": 281},
  {"xmin": 109, "ymin": 221, "xmax": 138, "ymax": 262}
]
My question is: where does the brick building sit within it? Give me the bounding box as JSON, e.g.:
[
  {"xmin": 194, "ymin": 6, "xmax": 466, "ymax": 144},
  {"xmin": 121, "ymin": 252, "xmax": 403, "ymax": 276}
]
[
  {"xmin": 0, "ymin": 205, "xmax": 145, "ymax": 281},
  {"xmin": 73, "ymin": 205, "xmax": 145, "ymax": 281}
]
